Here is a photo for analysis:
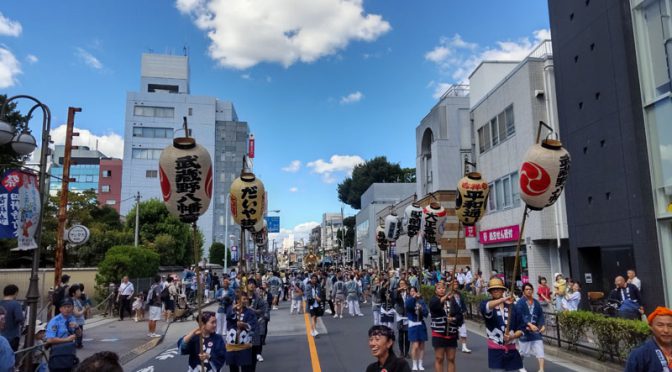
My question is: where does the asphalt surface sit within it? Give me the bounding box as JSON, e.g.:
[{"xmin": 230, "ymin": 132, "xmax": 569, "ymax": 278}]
[{"xmin": 123, "ymin": 299, "xmax": 593, "ymax": 372}]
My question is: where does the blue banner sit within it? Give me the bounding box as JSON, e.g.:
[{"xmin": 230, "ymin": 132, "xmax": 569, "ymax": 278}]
[{"xmin": 265, "ymin": 216, "xmax": 280, "ymax": 233}]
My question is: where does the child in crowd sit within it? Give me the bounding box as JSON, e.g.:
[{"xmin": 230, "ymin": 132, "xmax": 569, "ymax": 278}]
[{"xmin": 132, "ymin": 292, "xmax": 145, "ymax": 322}]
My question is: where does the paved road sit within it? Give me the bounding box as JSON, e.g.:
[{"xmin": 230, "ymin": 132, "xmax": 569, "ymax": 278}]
[{"xmin": 127, "ymin": 300, "xmax": 588, "ymax": 372}]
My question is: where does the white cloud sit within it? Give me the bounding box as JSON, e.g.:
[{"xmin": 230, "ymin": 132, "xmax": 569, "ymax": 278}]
[
  {"xmin": 0, "ymin": 13, "xmax": 22, "ymax": 37},
  {"xmin": 269, "ymin": 221, "xmax": 320, "ymax": 247},
  {"xmin": 289, "ymin": 187, "xmax": 298, "ymax": 193},
  {"xmin": 176, "ymin": 0, "xmax": 391, "ymax": 69},
  {"xmin": 75, "ymin": 47, "xmax": 103, "ymax": 70},
  {"xmin": 241, "ymin": 73, "xmax": 251, "ymax": 80},
  {"xmin": 282, "ymin": 160, "xmax": 301, "ymax": 172},
  {"xmin": 428, "ymin": 81, "xmax": 452, "ymax": 100},
  {"xmin": 425, "ymin": 29, "xmax": 550, "ymax": 91},
  {"xmin": 307, "ymin": 154, "xmax": 364, "ymax": 183},
  {"xmin": 0, "ymin": 46, "xmax": 21, "ymax": 88},
  {"xmin": 25, "ymin": 54, "xmax": 38, "ymax": 64},
  {"xmin": 340, "ymin": 91, "xmax": 364, "ymax": 104},
  {"xmin": 50, "ymin": 124, "xmax": 124, "ymax": 159}
]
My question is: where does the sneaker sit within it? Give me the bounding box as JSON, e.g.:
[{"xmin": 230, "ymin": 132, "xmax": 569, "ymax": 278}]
[
  {"xmin": 357, "ymin": 313, "xmax": 364, "ymax": 317},
  {"xmin": 273, "ymin": 306, "xmax": 279, "ymax": 310},
  {"xmin": 418, "ymin": 364, "xmax": 425, "ymax": 371},
  {"xmin": 314, "ymin": 330, "xmax": 319, "ymax": 337},
  {"xmin": 333, "ymin": 314, "xmax": 338, "ymax": 318},
  {"xmin": 310, "ymin": 330, "xmax": 317, "ymax": 337},
  {"xmin": 339, "ymin": 314, "xmax": 343, "ymax": 318},
  {"xmin": 256, "ymin": 354, "xmax": 264, "ymax": 362},
  {"xmin": 151, "ymin": 333, "xmax": 161, "ymax": 338},
  {"xmin": 462, "ymin": 346, "xmax": 471, "ymax": 353},
  {"xmin": 325, "ymin": 309, "xmax": 332, "ymax": 314},
  {"xmin": 147, "ymin": 333, "xmax": 153, "ymax": 337}
]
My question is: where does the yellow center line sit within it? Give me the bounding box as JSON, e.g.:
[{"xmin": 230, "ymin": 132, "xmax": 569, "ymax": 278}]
[{"xmin": 303, "ymin": 302, "xmax": 322, "ymax": 372}]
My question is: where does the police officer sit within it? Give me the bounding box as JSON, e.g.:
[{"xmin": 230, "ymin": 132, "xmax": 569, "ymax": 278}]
[{"xmin": 46, "ymin": 298, "xmax": 80, "ymax": 371}]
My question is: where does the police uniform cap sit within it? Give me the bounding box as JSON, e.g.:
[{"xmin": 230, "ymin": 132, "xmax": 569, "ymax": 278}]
[{"xmin": 60, "ymin": 298, "xmax": 74, "ymax": 307}]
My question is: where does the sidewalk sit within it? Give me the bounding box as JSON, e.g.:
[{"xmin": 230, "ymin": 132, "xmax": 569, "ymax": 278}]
[{"xmin": 77, "ymin": 299, "xmax": 215, "ymax": 365}]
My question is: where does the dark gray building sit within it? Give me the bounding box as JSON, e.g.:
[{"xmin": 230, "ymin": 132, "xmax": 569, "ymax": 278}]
[{"xmin": 548, "ymin": 0, "xmax": 665, "ymax": 308}]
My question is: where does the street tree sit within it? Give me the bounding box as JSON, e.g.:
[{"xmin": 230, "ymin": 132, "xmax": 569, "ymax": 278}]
[
  {"xmin": 337, "ymin": 156, "xmax": 415, "ymax": 209},
  {"xmin": 209, "ymin": 242, "xmax": 232, "ymax": 267}
]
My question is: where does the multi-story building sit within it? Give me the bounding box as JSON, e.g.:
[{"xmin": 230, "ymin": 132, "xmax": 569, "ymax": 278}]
[
  {"xmin": 548, "ymin": 0, "xmax": 667, "ymax": 307},
  {"xmin": 469, "ymin": 40, "xmax": 570, "ymax": 286},
  {"xmin": 309, "ymin": 225, "xmax": 321, "ymax": 252},
  {"xmin": 98, "ymin": 158, "xmax": 122, "ymax": 213},
  {"xmin": 321, "ymin": 213, "xmax": 342, "ymax": 254},
  {"xmin": 356, "ymin": 183, "xmax": 416, "ymax": 269},
  {"xmin": 49, "ymin": 145, "xmax": 107, "ymax": 196},
  {"xmin": 120, "ymin": 53, "xmax": 249, "ymax": 254}
]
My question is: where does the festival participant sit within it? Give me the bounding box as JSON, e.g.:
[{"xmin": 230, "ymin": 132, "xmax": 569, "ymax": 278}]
[
  {"xmin": 380, "ymin": 276, "xmax": 396, "ymax": 329},
  {"xmin": 449, "ymin": 281, "xmax": 471, "ymax": 354},
  {"xmin": 480, "ymin": 277, "xmax": 524, "ymax": 372},
  {"xmin": 178, "ymin": 311, "xmax": 226, "ymax": 372},
  {"xmin": 346, "ymin": 274, "xmax": 364, "ymax": 317},
  {"xmin": 225, "ymin": 291, "xmax": 257, "ymax": 372},
  {"xmin": 626, "ymin": 306, "xmax": 672, "ymax": 371},
  {"xmin": 429, "ymin": 282, "xmax": 463, "ymax": 372},
  {"xmin": 394, "ymin": 279, "xmax": 411, "ymax": 358},
  {"xmin": 406, "ymin": 286, "xmax": 428, "ymax": 371},
  {"xmin": 366, "ymin": 325, "xmax": 412, "ymax": 372},
  {"xmin": 371, "ymin": 276, "xmax": 383, "ymax": 325},
  {"xmin": 515, "ymin": 283, "xmax": 546, "ymax": 372},
  {"xmin": 332, "ymin": 273, "xmax": 346, "ymax": 319}
]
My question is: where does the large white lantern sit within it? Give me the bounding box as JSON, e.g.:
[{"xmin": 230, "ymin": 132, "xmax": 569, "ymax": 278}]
[
  {"xmin": 422, "ymin": 202, "xmax": 447, "ymax": 244},
  {"xmin": 456, "ymin": 172, "xmax": 490, "ymax": 226},
  {"xmin": 159, "ymin": 137, "xmax": 213, "ymax": 223},
  {"xmin": 230, "ymin": 172, "xmax": 266, "ymax": 230},
  {"xmin": 404, "ymin": 203, "xmax": 423, "ymax": 238},
  {"xmin": 384, "ymin": 214, "xmax": 401, "ymax": 242},
  {"xmin": 519, "ymin": 139, "xmax": 571, "ymax": 210}
]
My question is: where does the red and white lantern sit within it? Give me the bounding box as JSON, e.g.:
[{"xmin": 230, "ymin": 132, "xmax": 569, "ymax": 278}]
[
  {"xmin": 230, "ymin": 172, "xmax": 266, "ymax": 230},
  {"xmin": 422, "ymin": 202, "xmax": 447, "ymax": 244},
  {"xmin": 519, "ymin": 139, "xmax": 571, "ymax": 210},
  {"xmin": 384, "ymin": 214, "xmax": 401, "ymax": 242},
  {"xmin": 456, "ymin": 172, "xmax": 490, "ymax": 226},
  {"xmin": 404, "ymin": 203, "xmax": 423, "ymax": 238},
  {"xmin": 159, "ymin": 137, "xmax": 213, "ymax": 223}
]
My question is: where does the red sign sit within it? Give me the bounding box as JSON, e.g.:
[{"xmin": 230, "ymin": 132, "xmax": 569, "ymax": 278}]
[
  {"xmin": 464, "ymin": 226, "xmax": 476, "ymax": 238},
  {"xmin": 479, "ymin": 225, "xmax": 520, "ymax": 244},
  {"xmin": 248, "ymin": 134, "xmax": 255, "ymax": 159}
]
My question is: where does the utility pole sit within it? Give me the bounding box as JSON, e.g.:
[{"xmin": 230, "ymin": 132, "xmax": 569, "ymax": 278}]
[
  {"xmin": 134, "ymin": 191, "xmax": 141, "ymax": 247},
  {"xmin": 54, "ymin": 107, "xmax": 81, "ymax": 290}
]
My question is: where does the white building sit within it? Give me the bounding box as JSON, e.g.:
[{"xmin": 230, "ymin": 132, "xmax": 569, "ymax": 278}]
[
  {"xmin": 120, "ymin": 53, "xmax": 248, "ymax": 255},
  {"xmin": 468, "ymin": 41, "xmax": 570, "ymax": 285},
  {"xmin": 321, "ymin": 213, "xmax": 343, "ymax": 254}
]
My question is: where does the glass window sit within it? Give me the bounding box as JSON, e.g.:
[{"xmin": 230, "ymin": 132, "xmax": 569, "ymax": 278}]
[
  {"xmin": 102, "ymin": 170, "xmax": 111, "ymax": 177},
  {"xmin": 490, "ymin": 118, "xmax": 499, "ymax": 146},
  {"xmin": 102, "ymin": 185, "xmax": 110, "ymax": 192},
  {"xmin": 488, "ymin": 183, "xmax": 496, "ymax": 211},
  {"xmin": 505, "ymin": 105, "xmax": 515, "ymax": 136},
  {"xmin": 105, "ymin": 200, "xmax": 116, "ymax": 205},
  {"xmin": 511, "ymin": 172, "xmax": 520, "ymax": 207},
  {"xmin": 146, "ymin": 170, "xmax": 158, "ymax": 178},
  {"xmin": 133, "ymin": 127, "xmax": 143, "ymax": 137},
  {"xmin": 496, "ymin": 179, "xmax": 504, "ymax": 210},
  {"xmin": 503, "ymin": 176, "xmax": 512, "ymax": 207},
  {"xmin": 133, "ymin": 106, "xmax": 175, "ymax": 118},
  {"xmin": 498, "ymin": 111, "xmax": 507, "ymax": 140},
  {"xmin": 132, "ymin": 149, "xmax": 147, "ymax": 159}
]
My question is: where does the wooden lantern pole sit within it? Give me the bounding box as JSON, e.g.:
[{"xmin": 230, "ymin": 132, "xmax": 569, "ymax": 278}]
[{"xmin": 192, "ymin": 221, "xmax": 205, "ymax": 371}]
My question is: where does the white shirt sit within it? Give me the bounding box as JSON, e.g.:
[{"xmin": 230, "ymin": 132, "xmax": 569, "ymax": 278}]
[
  {"xmin": 627, "ymin": 277, "xmax": 641, "ymax": 291},
  {"xmin": 465, "ymin": 271, "xmax": 473, "ymax": 284},
  {"xmin": 119, "ymin": 281, "xmax": 134, "ymax": 296}
]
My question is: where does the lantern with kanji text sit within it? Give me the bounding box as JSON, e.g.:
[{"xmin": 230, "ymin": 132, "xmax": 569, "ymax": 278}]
[
  {"xmin": 159, "ymin": 137, "xmax": 213, "ymax": 223},
  {"xmin": 384, "ymin": 214, "xmax": 401, "ymax": 242},
  {"xmin": 456, "ymin": 172, "xmax": 490, "ymax": 226},
  {"xmin": 519, "ymin": 139, "xmax": 571, "ymax": 210},
  {"xmin": 230, "ymin": 172, "xmax": 266, "ymax": 230},
  {"xmin": 376, "ymin": 225, "xmax": 388, "ymax": 251},
  {"xmin": 422, "ymin": 202, "xmax": 447, "ymax": 244},
  {"xmin": 404, "ymin": 203, "xmax": 423, "ymax": 238},
  {"xmin": 254, "ymin": 220, "xmax": 268, "ymax": 247}
]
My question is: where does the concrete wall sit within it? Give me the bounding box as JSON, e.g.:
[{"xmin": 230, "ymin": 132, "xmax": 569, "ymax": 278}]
[{"xmin": 0, "ymin": 268, "xmax": 98, "ymax": 310}]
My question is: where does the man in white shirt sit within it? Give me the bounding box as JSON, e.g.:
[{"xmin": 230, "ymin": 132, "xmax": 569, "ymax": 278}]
[
  {"xmin": 117, "ymin": 276, "xmax": 134, "ymax": 321},
  {"xmin": 626, "ymin": 269, "xmax": 642, "ymax": 291}
]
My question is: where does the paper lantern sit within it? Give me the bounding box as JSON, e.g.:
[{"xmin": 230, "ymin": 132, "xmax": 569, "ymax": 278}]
[
  {"xmin": 519, "ymin": 139, "xmax": 571, "ymax": 210},
  {"xmin": 422, "ymin": 202, "xmax": 447, "ymax": 244},
  {"xmin": 376, "ymin": 225, "xmax": 388, "ymax": 251},
  {"xmin": 159, "ymin": 137, "xmax": 213, "ymax": 223},
  {"xmin": 384, "ymin": 214, "xmax": 401, "ymax": 241},
  {"xmin": 254, "ymin": 220, "xmax": 268, "ymax": 247},
  {"xmin": 230, "ymin": 172, "xmax": 266, "ymax": 230},
  {"xmin": 456, "ymin": 172, "xmax": 490, "ymax": 226},
  {"xmin": 404, "ymin": 204, "xmax": 423, "ymax": 238}
]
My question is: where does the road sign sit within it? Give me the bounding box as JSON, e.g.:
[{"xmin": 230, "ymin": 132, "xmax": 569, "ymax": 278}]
[{"xmin": 265, "ymin": 216, "xmax": 280, "ymax": 233}]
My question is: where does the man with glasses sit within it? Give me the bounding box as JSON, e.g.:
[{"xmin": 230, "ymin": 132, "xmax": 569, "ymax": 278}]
[
  {"xmin": 515, "ymin": 283, "xmax": 545, "ymax": 372},
  {"xmin": 366, "ymin": 325, "xmax": 411, "ymax": 372}
]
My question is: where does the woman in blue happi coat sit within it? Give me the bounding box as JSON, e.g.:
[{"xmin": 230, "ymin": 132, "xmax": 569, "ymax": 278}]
[
  {"xmin": 225, "ymin": 291, "xmax": 257, "ymax": 372},
  {"xmin": 178, "ymin": 311, "xmax": 226, "ymax": 372},
  {"xmin": 405, "ymin": 286, "xmax": 429, "ymax": 371}
]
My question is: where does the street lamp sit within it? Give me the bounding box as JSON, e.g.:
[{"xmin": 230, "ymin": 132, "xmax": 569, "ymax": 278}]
[{"xmin": 0, "ymin": 95, "xmax": 51, "ymax": 370}]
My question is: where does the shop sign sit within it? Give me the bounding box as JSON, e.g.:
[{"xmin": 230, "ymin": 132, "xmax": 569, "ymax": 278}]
[
  {"xmin": 465, "ymin": 226, "xmax": 476, "ymax": 238},
  {"xmin": 479, "ymin": 225, "xmax": 519, "ymax": 244}
]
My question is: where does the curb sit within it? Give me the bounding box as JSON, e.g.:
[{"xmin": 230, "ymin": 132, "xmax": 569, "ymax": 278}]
[
  {"xmin": 118, "ymin": 300, "xmax": 216, "ymax": 366},
  {"xmin": 465, "ymin": 320, "xmax": 623, "ymax": 372}
]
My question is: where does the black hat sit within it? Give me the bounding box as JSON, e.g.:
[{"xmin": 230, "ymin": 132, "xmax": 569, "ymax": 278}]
[{"xmin": 60, "ymin": 298, "xmax": 74, "ymax": 307}]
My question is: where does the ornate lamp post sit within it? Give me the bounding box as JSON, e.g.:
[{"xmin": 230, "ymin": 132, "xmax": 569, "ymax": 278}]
[{"xmin": 0, "ymin": 95, "xmax": 51, "ymax": 370}]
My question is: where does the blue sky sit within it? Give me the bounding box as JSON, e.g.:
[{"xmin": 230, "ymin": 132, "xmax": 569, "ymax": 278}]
[{"xmin": 0, "ymin": 1, "xmax": 550, "ymax": 242}]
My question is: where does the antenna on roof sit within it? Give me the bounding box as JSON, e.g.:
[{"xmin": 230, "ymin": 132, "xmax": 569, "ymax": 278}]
[{"xmin": 183, "ymin": 45, "xmax": 188, "ymax": 56}]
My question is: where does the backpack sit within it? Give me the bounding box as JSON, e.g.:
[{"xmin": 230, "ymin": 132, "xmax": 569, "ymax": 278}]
[
  {"xmin": 151, "ymin": 285, "xmax": 162, "ymax": 306},
  {"xmin": 160, "ymin": 285, "xmax": 171, "ymax": 302},
  {"xmin": 53, "ymin": 285, "xmax": 69, "ymax": 308}
]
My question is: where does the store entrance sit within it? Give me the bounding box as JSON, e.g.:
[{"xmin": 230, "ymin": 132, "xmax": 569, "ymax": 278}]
[{"xmin": 490, "ymin": 246, "xmax": 528, "ymax": 289}]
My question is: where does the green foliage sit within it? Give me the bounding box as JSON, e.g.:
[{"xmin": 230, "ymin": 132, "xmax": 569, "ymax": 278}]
[
  {"xmin": 209, "ymin": 242, "xmax": 232, "ymax": 267},
  {"xmin": 337, "ymin": 156, "xmax": 413, "ymax": 209},
  {"xmin": 556, "ymin": 310, "xmax": 650, "ymax": 362},
  {"xmin": 96, "ymin": 245, "xmax": 160, "ymax": 288},
  {"xmin": 420, "ymin": 285, "xmax": 435, "ymax": 302},
  {"xmin": 0, "ymin": 95, "xmax": 30, "ymax": 174},
  {"xmin": 126, "ymin": 199, "xmax": 203, "ymax": 266}
]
